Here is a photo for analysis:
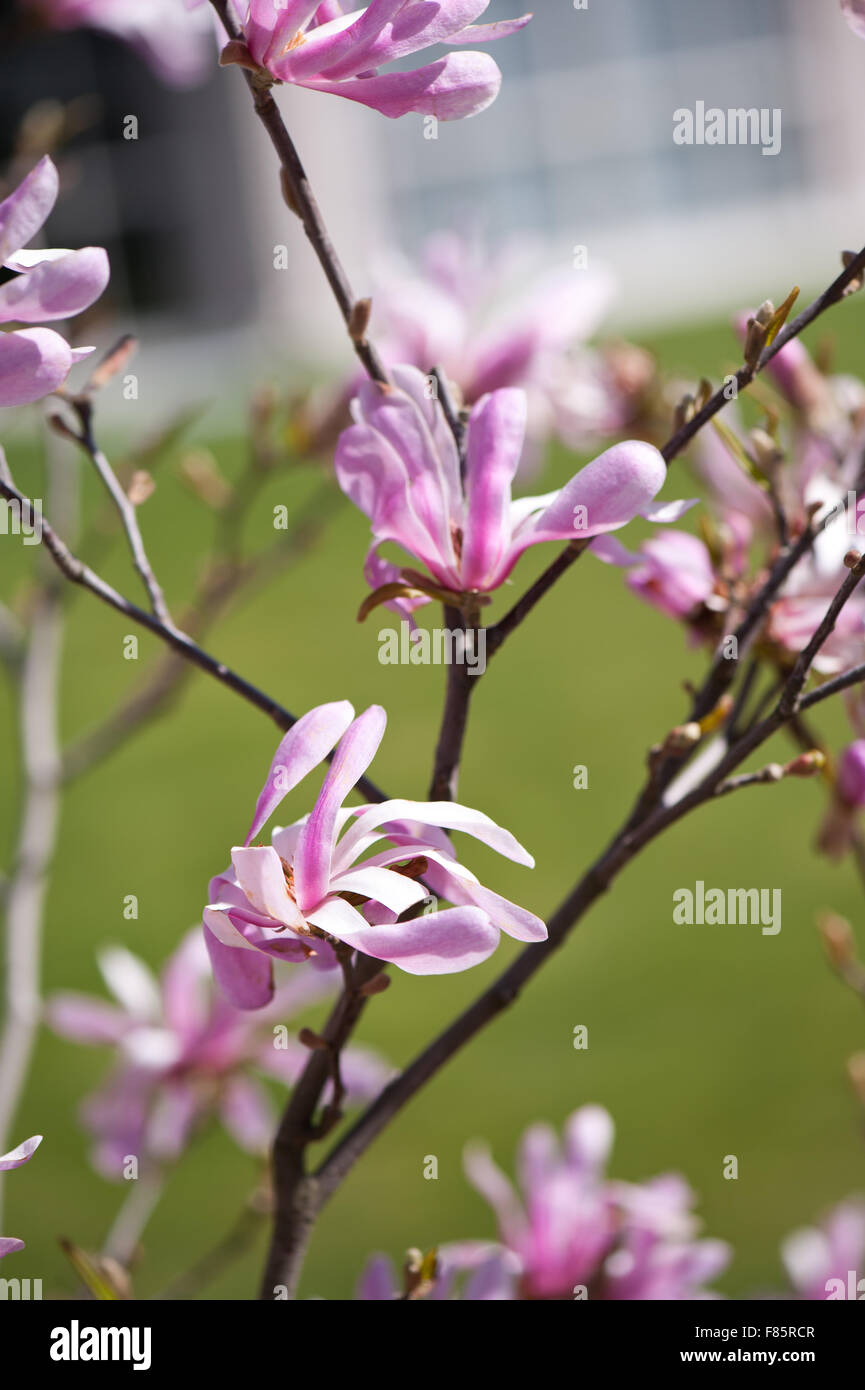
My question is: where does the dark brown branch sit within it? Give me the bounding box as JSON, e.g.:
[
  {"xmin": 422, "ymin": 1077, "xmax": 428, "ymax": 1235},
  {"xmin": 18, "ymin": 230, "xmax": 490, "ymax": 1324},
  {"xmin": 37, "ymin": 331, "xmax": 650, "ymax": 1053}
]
[{"xmin": 311, "ymin": 554, "xmax": 865, "ymax": 1205}]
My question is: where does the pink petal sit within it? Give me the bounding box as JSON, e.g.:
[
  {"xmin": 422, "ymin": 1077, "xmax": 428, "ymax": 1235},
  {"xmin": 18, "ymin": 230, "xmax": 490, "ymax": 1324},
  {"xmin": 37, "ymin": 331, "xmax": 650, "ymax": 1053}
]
[
  {"xmin": 463, "ymin": 1140, "xmax": 524, "ymax": 1245},
  {"xmin": 46, "ymin": 994, "xmax": 132, "ymax": 1045},
  {"xmin": 424, "ymin": 857, "xmax": 546, "ymax": 942},
  {"xmin": 280, "ymin": 0, "xmax": 410, "ymax": 81},
  {"xmin": 461, "ymin": 388, "xmax": 527, "ymax": 588},
  {"xmin": 300, "ymin": 52, "xmax": 503, "ymax": 121},
  {"xmin": 0, "ymin": 326, "xmax": 73, "ymax": 405},
  {"xmin": 203, "ymin": 920, "xmax": 276, "ymax": 1010},
  {"xmin": 231, "ymin": 846, "xmax": 308, "ymax": 929},
  {"xmin": 0, "ymin": 247, "xmax": 109, "ymax": 324},
  {"xmin": 0, "ymin": 156, "xmax": 57, "ymax": 263},
  {"xmin": 290, "ymin": 2, "xmax": 499, "ymax": 82},
  {"xmin": 219, "ymin": 1075, "xmax": 273, "ymax": 1153},
  {"xmin": 97, "ymin": 946, "xmax": 161, "ymax": 1020},
  {"xmin": 147, "ymin": 1081, "xmax": 201, "ymax": 1159},
  {"xmin": 160, "ymin": 929, "xmax": 211, "ymax": 1044},
  {"xmin": 328, "ymin": 863, "xmax": 428, "ymax": 915},
  {"xmin": 444, "ymin": 14, "xmax": 533, "ymax": 45},
  {"xmin": 356, "ymin": 1253, "xmax": 399, "ymax": 1300},
  {"xmin": 310, "ymin": 901, "xmax": 500, "ymax": 974},
  {"xmin": 0, "ymin": 1135, "xmax": 42, "ymax": 1171},
  {"xmin": 0, "ymin": 1238, "xmax": 25, "ymax": 1259},
  {"xmin": 293, "ymin": 705, "xmax": 387, "ymax": 911},
  {"xmin": 336, "ymin": 797, "xmax": 535, "ymax": 870},
  {"xmin": 564, "ymin": 1105, "xmax": 615, "ymax": 1175},
  {"xmin": 245, "ymin": 700, "xmax": 355, "ymax": 844},
  {"xmin": 504, "ymin": 439, "xmax": 667, "ymax": 575}
]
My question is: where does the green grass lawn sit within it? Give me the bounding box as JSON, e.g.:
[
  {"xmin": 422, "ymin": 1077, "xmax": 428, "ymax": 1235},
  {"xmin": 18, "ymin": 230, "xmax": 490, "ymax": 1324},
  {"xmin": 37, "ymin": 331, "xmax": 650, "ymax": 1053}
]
[{"xmin": 3, "ymin": 297, "xmax": 865, "ymax": 1300}]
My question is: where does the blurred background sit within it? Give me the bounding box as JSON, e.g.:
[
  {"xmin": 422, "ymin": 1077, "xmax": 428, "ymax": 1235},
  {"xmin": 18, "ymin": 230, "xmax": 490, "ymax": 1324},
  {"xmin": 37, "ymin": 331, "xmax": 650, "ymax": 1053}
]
[{"xmin": 2, "ymin": 0, "xmax": 865, "ymax": 1300}]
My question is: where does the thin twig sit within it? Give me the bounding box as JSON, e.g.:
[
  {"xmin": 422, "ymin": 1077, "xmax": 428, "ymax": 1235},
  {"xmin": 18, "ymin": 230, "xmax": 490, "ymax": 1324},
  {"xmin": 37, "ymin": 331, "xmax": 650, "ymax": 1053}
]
[
  {"xmin": 53, "ymin": 398, "xmax": 177, "ymax": 630},
  {"xmin": 209, "ymin": 0, "xmax": 389, "ymax": 387},
  {"xmin": 0, "ymin": 471, "xmax": 388, "ymax": 804}
]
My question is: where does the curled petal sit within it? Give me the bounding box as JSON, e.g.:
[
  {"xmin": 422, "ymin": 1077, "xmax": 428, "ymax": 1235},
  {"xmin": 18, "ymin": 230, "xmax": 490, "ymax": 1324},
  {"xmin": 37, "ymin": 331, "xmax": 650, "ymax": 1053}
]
[
  {"xmin": 293, "ymin": 705, "xmax": 387, "ymax": 911},
  {"xmin": 0, "ymin": 156, "xmax": 57, "ymax": 263},
  {"xmin": 245, "ymin": 700, "xmax": 355, "ymax": 844},
  {"xmin": 300, "ymin": 52, "xmax": 504, "ymax": 121},
  {"xmin": 308, "ymin": 897, "xmax": 500, "ymax": 974},
  {"xmin": 0, "ymin": 1135, "xmax": 42, "ymax": 1171},
  {"xmin": 0, "ymin": 247, "xmax": 109, "ymax": 324}
]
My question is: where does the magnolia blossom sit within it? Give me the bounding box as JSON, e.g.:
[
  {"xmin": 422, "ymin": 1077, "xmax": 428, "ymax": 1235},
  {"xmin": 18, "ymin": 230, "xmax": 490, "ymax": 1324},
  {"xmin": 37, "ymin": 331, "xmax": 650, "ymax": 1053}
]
[
  {"xmin": 22, "ymin": 1, "xmax": 213, "ymax": 86},
  {"xmin": 0, "ymin": 1135, "xmax": 42, "ymax": 1259},
  {"xmin": 618, "ymin": 529, "xmax": 718, "ymax": 624},
  {"xmin": 335, "ymin": 365, "xmax": 686, "ymax": 618},
  {"xmin": 781, "ymin": 1198, "xmax": 865, "ymax": 1299},
  {"xmin": 203, "ymin": 700, "xmax": 545, "ymax": 1008},
  {"xmin": 48, "ymin": 930, "xmax": 390, "ymax": 1176},
  {"xmin": 220, "ymin": 1, "xmax": 531, "ymax": 120},
  {"xmin": 357, "ymin": 1106, "xmax": 729, "ymax": 1300},
  {"xmin": 0, "ymin": 156, "xmax": 108, "ymax": 408},
  {"xmin": 843, "ymin": 0, "xmax": 865, "ymax": 41},
  {"xmin": 365, "ymin": 231, "xmax": 646, "ymax": 457}
]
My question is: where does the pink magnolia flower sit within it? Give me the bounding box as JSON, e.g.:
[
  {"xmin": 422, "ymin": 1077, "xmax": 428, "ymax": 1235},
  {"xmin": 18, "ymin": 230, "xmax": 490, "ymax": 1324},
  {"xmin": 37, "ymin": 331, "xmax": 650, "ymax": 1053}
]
[
  {"xmin": 618, "ymin": 529, "xmax": 718, "ymax": 623},
  {"xmin": 0, "ymin": 156, "xmax": 108, "ymax": 407},
  {"xmin": 22, "ymin": 1, "xmax": 213, "ymax": 87},
  {"xmin": 454, "ymin": 1105, "xmax": 729, "ymax": 1299},
  {"xmin": 0, "ymin": 1135, "xmax": 42, "ymax": 1259},
  {"xmin": 222, "ymin": 1, "xmax": 531, "ymax": 120},
  {"xmin": 781, "ymin": 1198, "xmax": 865, "ymax": 1299},
  {"xmin": 335, "ymin": 365, "xmax": 686, "ymax": 616},
  {"xmin": 203, "ymin": 699, "xmax": 545, "ymax": 1008},
  {"xmin": 843, "ymin": 1, "xmax": 865, "ymax": 40},
  {"xmin": 47, "ymin": 930, "xmax": 391, "ymax": 1177}
]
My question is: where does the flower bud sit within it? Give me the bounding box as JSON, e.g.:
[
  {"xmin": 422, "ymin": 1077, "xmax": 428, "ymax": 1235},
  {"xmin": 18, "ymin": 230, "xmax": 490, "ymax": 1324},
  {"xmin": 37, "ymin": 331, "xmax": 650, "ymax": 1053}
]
[{"xmin": 837, "ymin": 741, "xmax": 865, "ymax": 807}]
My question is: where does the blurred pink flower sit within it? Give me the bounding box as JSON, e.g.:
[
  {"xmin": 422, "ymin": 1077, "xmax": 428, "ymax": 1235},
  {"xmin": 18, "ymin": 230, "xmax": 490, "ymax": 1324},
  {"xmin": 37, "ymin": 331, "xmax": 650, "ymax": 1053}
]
[
  {"xmin": 781, "ymin": 1198, "xmax": 865, "ymax": 1299},
  {"xmin": 356, "ymin": 1106, "xmax": 729, "ymax": 1300},
  {"xmin": 47, "ymin": 930, "xmax": 391, "ymax": 1177},
  {"xmin": 621, "ymin": 530, "xmax": 718, "ymax": 623},
  {"xmin": 843, "ymin": 1, "xmax": 865, "ymax": 41},
  {"xmin": 23, "ymin": 1, "xmax": 213, "ymax": 86},
  {"xmin": 203, "ymin": 700, "xmax": 545, "ymax": 1008},
  {"xmin": 817, "ymin": 740, "xmax": 865, "ymax": 859},
  {"xmin": 336, "ymin": 365, "xmax": 687, "ymax": 615},
  {"xmin": 222, "ymin": 1, "xmax": 531, "ymax": 119},
  {"xmin": 0, "ymin": 156, "xmax": 108, "ymax": 407},
  {"xmin": 365, "ymin": 232, "xmax": 637, "ymax": 458},
  {"xmin": 0, "ymin": 1135, "xmax": 41, "ymax": 1259},
  {"xmin": 460, "ymin": 1106, "xmax": 729, "ymax": 1299}
]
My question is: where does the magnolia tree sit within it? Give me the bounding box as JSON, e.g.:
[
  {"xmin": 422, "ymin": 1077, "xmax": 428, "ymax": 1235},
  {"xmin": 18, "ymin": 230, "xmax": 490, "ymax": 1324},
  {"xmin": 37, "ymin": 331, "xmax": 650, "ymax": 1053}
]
[{"xmin": 2, "ymin": 0, "xmax": 865, "ymax": 1303}]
